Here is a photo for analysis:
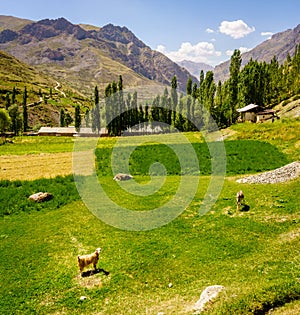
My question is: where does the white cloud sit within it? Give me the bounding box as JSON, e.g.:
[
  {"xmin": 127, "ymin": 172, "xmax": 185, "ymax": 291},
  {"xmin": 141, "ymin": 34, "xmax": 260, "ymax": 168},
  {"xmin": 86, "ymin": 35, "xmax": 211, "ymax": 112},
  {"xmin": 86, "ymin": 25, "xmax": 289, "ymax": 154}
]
[
  {"xmin": 226, "ymin": 50, "xmax": 234, "ymax": 56},
  {"xmin": 226, "ymin": 46, "xmax": 251, "ymax": 56},
  {"xmin": 156, "ymin": 41, "xmax": 221, "ymax": 64},
  {"xmin": 219, "ymin": 20, "xmax": 255, "ymax": 39},
  {"xmin": 206, "ymin": 28, "xmax": 214, "ymax": 33},
  {"xmin": 261, "ymin": 31, "xmax": 273, "ymax": 39},
  {"xmin": 239, "ymin": 47, "xmax": 251, "ymax": 53}
]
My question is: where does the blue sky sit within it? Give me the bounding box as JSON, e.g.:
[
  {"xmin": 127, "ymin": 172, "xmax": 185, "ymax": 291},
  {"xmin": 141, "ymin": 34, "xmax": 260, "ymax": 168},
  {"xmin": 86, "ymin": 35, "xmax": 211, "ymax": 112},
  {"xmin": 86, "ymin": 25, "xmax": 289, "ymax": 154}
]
[{"xmin": 1, "ymin": 0, "xmax": 299, "ymax": 66}]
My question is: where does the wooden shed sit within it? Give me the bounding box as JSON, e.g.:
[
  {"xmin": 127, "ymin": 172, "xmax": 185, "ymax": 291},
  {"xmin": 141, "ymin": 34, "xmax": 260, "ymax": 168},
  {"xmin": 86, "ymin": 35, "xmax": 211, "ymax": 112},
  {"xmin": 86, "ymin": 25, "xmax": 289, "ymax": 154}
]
[
  {"xmin": 256, "ymin": 109, "xmax": 276, "ymax": 122},
  {"xmin": 237, "ymin": 104, "xmax": 276, "ymax": 123}
]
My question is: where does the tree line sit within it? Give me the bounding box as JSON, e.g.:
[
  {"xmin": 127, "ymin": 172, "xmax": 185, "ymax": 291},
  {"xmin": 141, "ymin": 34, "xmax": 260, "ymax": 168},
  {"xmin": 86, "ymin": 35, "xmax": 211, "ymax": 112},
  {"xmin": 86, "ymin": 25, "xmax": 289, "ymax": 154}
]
[
  {"xmin": 85, "ymin": 44, "xmax": 299, "ymax": 135},
  {"xmin": 1, "ymin": 45, "xmax": 299, "ymax": 136}
]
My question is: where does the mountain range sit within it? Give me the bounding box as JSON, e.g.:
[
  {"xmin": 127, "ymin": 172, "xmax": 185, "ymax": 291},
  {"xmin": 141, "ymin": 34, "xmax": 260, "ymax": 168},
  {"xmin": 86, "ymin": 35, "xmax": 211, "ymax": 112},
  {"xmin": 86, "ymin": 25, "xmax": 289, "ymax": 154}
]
[
  {"xmin": 0, "ymin": 16, "xmax": 195, "ymax": 95},
  {"xmin": 0, "ymin": 15, "xmax": 299, "ymax": 97}
]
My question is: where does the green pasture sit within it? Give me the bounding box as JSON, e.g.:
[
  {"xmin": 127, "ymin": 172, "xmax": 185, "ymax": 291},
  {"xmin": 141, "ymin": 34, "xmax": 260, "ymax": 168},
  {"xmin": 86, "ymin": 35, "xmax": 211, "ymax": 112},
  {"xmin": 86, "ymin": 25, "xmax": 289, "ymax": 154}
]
[{"xmin": 0, "ymin": 118, "xmax": 299, "ymax": 314}]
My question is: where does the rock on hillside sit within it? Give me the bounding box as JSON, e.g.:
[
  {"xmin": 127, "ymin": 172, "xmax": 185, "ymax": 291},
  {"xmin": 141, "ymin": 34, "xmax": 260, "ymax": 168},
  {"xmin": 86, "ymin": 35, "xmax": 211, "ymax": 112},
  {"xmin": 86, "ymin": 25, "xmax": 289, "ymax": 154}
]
[{"xmin": 214, "ymin": 24, "xmax": 300, "ymax": 82}]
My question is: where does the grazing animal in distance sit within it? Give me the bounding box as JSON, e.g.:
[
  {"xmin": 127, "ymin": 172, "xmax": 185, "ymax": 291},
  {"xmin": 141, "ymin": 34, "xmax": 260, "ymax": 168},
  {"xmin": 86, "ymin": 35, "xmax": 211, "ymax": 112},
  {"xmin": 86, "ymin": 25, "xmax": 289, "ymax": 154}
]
[
  {"xmin": 113, "ymin": 173, "xmax": 133, "ymax": 181},
  {"xmin": 236, "ymin": 190, "xmax": 245, "ymax": 211},
  {"xmin": 78, "ymin": 248, "xmax": 101, "ymax": 274}
]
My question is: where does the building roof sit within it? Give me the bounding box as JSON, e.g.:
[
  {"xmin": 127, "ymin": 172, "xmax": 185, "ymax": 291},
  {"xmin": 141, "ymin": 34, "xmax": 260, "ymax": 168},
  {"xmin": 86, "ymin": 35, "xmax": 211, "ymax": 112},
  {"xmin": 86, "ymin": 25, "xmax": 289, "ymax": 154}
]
[
  {"xmin": 38, "ymin": 126, "xmax": 76, "ymax": 134},
  {"xmin": 37, "ymin": 126, "xmax": 108, "ymax": 136},
  {"xmin": 237, "ymin": 104, "xmax": 259, "ymax": 113}
]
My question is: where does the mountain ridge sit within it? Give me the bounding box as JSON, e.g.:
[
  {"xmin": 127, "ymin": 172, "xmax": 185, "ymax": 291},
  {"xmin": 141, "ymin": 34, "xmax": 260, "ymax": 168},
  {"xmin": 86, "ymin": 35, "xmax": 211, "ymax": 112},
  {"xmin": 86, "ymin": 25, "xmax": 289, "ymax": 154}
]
[
  {"xmin": 0, "ymin": 16, "xmax": 196, "ymax": 94},
  {"xmin": 214, "ymin": 23, "xmax": 300, "ymax": 82}
]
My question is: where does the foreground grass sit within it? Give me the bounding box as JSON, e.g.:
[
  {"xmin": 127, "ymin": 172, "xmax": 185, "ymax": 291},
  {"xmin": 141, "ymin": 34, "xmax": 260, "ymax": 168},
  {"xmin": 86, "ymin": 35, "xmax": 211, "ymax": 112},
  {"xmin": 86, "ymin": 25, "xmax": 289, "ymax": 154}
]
[
  {"xmin": 0, "ymin": 176, "xmax": 299, "ymax": 314},
  {"xmin": 0, "ymin": 118, "xmax": 299, "ymax": 314}
]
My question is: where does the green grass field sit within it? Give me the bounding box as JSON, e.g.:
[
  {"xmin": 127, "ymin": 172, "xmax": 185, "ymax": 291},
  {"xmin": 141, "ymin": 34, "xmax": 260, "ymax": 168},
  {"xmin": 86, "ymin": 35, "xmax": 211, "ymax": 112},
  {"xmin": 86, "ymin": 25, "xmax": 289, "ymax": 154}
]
[{"xmin": 0, "ymin": 118, "xmax": 299, "ymax": 314}]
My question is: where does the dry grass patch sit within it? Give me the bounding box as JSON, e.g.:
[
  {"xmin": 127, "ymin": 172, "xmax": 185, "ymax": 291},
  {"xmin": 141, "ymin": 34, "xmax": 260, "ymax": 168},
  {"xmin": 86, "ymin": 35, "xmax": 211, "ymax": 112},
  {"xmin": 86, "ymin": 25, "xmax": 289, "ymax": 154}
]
[{"xmin": 0, "ymin": 152, "xmax": 72, "ymax": 180}]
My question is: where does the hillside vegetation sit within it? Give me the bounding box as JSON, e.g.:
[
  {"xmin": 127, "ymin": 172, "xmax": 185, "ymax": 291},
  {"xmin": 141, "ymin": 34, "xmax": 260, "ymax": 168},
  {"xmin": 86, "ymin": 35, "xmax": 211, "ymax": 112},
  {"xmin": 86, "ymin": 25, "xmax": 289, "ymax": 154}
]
[{"xmin": 0, "ymin": 49, "xmax": 91, "ymax": 129}]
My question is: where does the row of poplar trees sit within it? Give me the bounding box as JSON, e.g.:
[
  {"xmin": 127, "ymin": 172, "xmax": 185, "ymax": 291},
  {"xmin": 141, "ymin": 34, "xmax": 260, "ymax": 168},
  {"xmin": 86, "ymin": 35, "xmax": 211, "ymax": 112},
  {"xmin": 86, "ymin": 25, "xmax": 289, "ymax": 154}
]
[
  {"xmin": 87, "ymin": 44, "xmax": 300, "ymax": 135},
  {"xmin": 0, "ymin": 86, "xmax": 28, "ymax": 135}
]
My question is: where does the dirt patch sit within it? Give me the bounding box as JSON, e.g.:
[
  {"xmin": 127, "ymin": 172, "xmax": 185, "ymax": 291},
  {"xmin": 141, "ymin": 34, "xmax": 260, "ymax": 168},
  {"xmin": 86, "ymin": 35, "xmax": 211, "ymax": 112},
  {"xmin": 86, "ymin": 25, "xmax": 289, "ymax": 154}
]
[{"xmin": 75, "ymin": 270, "xmax": 111, "ymax": 289}]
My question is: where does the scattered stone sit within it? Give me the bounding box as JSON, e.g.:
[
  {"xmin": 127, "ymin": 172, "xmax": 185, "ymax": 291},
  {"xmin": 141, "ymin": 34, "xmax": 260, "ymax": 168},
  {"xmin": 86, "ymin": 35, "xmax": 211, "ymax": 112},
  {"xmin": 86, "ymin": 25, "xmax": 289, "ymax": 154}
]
[
  {"xmin": 28, "ymin": 192, "xmax": 53, "ymax": 202},
  {"xmin": 113, "ymin": 173, "xmax": 133, "ymax": 181},
  {"xmin": 79, "ymin": 296, "xmax": 87, "ymax": 301},
  {"xmin": 168, "ymin": 282, "xmax": 173, "ymax": 288},
  {"xmin": 236, "ymin": 161, "xmax": 300, "ymax": 184},
  {"xmin": 193, "ymin": 285, "xmax": 225, "ymax": 314}
]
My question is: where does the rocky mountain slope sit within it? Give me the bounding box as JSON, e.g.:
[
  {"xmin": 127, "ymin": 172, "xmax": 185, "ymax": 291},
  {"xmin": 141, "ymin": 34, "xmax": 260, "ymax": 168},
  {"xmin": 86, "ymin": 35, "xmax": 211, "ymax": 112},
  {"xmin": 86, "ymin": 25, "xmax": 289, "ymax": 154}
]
[
  {"xmin": 0, "ymin": 16, "xmax": 195, "ymax": 95},
  {"xmin": 214, "ymin": 23, "xmax": 300, "ymax": 82}
]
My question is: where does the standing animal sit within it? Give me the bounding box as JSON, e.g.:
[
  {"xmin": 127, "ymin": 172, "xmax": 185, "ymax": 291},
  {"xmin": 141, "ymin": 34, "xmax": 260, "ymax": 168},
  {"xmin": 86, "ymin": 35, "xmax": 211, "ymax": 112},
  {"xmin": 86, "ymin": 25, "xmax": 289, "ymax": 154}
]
[
  {"xmin": 78, "ymin": 248, "xmax": 101, "ymax": 274},
  {"xmin": 236, "ymin": 190, "xmax": 245, "ymax": 211}
]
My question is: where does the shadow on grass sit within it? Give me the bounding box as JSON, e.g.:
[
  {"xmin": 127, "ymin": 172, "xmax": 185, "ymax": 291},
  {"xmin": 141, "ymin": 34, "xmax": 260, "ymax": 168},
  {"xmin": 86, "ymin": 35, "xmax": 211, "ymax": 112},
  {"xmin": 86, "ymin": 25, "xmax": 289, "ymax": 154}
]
[
  {"xmin": 240, "ymin": 204, "xmax": 250, "ymax": 212},
  {"xmin": 81, "ymin": 268, "xmax": 110, "ymax": 278}
]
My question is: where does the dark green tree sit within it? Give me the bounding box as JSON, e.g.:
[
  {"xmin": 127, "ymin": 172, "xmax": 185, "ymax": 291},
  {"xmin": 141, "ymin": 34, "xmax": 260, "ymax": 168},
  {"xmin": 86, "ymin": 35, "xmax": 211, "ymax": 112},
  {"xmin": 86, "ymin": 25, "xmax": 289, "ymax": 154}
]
[
  {"xmin": 0, "ymin": 109, "xmax": 11, "ymax": 134},
  {"xmin": 5, "ymin": 92, "xmax": 11, "ymax": 110},
  {"xmin": 228, "ymin": 49, "xmax": 241, "ymax": 123},
  {"xmin": 171, "ymin": 75, "xmax": 178, "ymax": 125},
  {"xmin": 85, "ymin": 109, "xmax": 90, "ymax": 127},
  {"xmin": 186, "ymin": 77, "xmax": 193, "ymax": 95},
  {"xmin": 22, "ymin": 86, "xmax": 28, "ymax": 132},
  {"xmin": 93, "ymin": 86, "xmax": 101, "ymax": 134},
  {"xmin": 12, "ymin": 86, "xmax": 16, "ymax": 104},
  {"xmin": 198, "ymin": 70, "xmax": 205, "ymax": 104},
  {"xmin": 60, "ymin": 108, "xmax": 65, "ymax": 127},
  {"xmin": 8, "ymin": 104, "xmax": 22, "ymax": 135},
  {"xmin": 64, "ymin": 112, "xmax": 73, "ymax": 127},
  {"xmin": 74, "ymin": 105, "xmax": 81, "ymax": 132}
]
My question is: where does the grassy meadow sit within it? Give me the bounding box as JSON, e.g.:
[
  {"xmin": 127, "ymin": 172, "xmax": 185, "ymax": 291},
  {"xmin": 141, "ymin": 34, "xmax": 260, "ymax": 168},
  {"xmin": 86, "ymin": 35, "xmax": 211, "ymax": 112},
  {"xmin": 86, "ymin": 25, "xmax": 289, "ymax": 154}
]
[{"xmin": 0, "ymin": 118, "xmax": 300, "ymax": 314}]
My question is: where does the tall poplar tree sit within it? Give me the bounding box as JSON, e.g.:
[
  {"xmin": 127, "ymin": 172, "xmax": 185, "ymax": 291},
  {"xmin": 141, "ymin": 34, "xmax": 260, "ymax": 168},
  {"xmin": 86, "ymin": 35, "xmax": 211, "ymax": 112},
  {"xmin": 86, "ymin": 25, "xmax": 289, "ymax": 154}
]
[
  {"xmin": 171, "ymin": 75, "xmax": 178, "ymax": 126},
  {"xmin": 5, "ymin": 93, "xmax": 10, "ymax": 110},
  {"xmin": 12, "ymin": 86, "xmax": 16, "ymax": 104},
  {"xmin": 93, "ymin": 86, "xmax": 100, "ymax": 134},
  {"xmin": 186, "ymin": 77, "xmax": 193, "ymax": 95},
  {"xmin": 228, "ymin": 49, "xmax": 241, "ymax": 123},
  {"xmin": 75, "ymin": 105, "xmax": 81, "ymax": 132},
  {"xmin": 23, "ymin": 86, "xmax": 28, "ymax": 132},
  {"xmin": 60, "ymin": 108, "xmax": 65, "ymax": 127}
]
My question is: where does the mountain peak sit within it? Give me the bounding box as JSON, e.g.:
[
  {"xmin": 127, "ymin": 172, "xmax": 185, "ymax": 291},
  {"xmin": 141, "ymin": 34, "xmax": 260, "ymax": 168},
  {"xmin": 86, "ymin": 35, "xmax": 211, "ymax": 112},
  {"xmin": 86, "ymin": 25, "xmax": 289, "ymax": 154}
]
[
  {"xmin": 18, "ymin": 17, "xmax": 87, "ymax": 41},
  {"xmin": 99, "ymin": 23, "xmax": 146, "ymax": 48}
]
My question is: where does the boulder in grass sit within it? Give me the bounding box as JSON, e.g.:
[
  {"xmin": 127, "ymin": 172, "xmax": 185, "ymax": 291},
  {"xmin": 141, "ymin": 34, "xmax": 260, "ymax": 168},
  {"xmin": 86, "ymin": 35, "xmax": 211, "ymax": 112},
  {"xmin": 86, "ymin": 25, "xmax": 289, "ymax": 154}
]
[
  {"xmin": 28, "ymin": 192, "xmax": 53, "ymax": 203},
  {"xmin": 113, "ymin": 173, "xmax": 133, "ymax": 181},
  {"xmin": 193, "ymin": 285, "xmax": 225, "ymax": 314}
]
